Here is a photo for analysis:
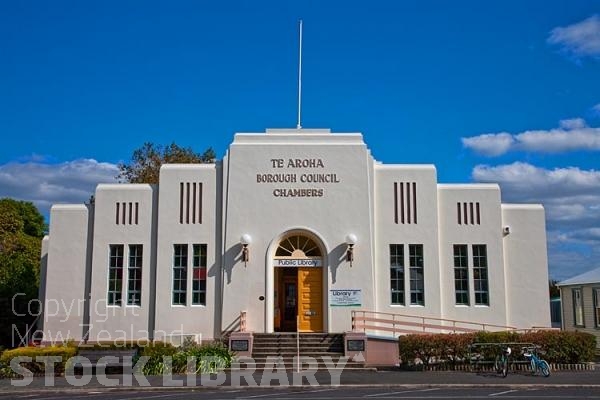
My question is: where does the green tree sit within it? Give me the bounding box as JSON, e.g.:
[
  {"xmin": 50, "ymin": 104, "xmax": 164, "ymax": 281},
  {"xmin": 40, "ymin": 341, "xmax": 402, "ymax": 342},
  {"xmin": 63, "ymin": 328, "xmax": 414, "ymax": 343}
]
[
  {"xmin": 549, "ymin": 279, "xmax": 560, "ymax": 298},
  {"xmin": 117, "ymin": 142, "xmax": 216, "ymax": 184},
  {"xmin": 0, "ymin": 199, "xmax": 45, "ymax": 348}
]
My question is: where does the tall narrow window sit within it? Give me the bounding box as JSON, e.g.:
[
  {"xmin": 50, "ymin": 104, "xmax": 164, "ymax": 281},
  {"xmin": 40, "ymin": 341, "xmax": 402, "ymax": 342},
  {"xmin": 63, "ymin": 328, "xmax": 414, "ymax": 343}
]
[
  {"xmin": 412, "ymin": 182, "xmax": 417, "ymax": 224},
  {"xmin": 127, "ymin": 245, "xmax": 143, "ymax": 306},
  {"xmin": 393, "ymin": 183, "xmax": 398, "ymax": 224},
  {"xmin": 469, "ymin": 202, "xmax": 474, "ymax": 224},
  {"xmin": 198, "ymin": 182, "xmax": 203, "ymax": 224},
  {"xmin": 409, "ymin": 244, "xmax": 424, "ymax": 305},
  {"xmin": 192, "ymin": 183, "xmax": 197, "ymax": 224},
  {"xmin": 179, "ymin": 183, "xmax": 184, "ymax": 224},
  {"xmin": 453, "ymin": 245, "xmax": 469, "ymax": 305},
  {"xmin": 472, "ymin": 244, "xmax": 489, "ymax": 305},
  {"xmin": 406, "ymin": 183, "xmax": 411, "ymax": 224},
  {"xmin": 173, "ymin": 244, "xmax": 188, "ymax": 305},
  {"xmin": 108, "ymin": 245, "xmax": 124, "ymax": 306},
  {"xmin": 192, "ymin": 244, "xmax": 207, "ymax": 305},
  {"xmin": 400, "ymin": 182, "xmax": 405, "ymax": 224},
  {"xmin": 115, "ymin": 203, "xmax": 120, "ymax": 224},
  {"xmin": 390, "ymin": 244, "xmax": 405, "ymax": 305},
  {"xmin": 573, "ymin": 288, "xmax": 584, "ymax": 327},
  {"xmin": 593, "ymin": 288, "xmax": 600, "ymax": 328},
  {"xmin": 186, "ymin": 183, "xmax": 190, "ymax": 224}
]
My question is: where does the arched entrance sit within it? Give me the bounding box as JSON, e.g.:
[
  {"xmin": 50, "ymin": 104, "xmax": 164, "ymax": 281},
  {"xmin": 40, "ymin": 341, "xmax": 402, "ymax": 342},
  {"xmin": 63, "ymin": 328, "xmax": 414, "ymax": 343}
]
[{"xmin": 272, "ymin": 232, "xmax": 325, "ymax": 332}]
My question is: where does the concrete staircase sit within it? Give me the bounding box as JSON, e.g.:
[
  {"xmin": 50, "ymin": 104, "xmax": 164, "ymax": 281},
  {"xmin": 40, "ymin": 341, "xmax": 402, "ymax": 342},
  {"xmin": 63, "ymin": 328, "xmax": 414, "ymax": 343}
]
[{"xmin": 246, "ymin": 333, "xmax": 367, "ymax": 371}]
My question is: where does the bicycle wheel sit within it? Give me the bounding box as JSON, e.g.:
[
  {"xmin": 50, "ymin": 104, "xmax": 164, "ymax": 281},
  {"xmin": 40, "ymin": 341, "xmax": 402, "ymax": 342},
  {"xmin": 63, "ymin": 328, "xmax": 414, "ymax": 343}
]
[
  {"xmin": 540, "ymin": 360, "xmax": 550, "ymax": 377},
  {"xmin": 530, "ymin": 358, "xmax": 537, "ymax": 375},
  {"xmin": 500, "ymin": 356, "xmax": 508, "ymax": 378}
]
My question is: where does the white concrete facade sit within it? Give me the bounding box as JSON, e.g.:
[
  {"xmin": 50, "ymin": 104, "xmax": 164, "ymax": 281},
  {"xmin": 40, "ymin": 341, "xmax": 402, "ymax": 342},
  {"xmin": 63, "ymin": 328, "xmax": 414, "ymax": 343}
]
[{"xmin": 39, "ymin": 128, "xmax": 551, "ymax": 343}]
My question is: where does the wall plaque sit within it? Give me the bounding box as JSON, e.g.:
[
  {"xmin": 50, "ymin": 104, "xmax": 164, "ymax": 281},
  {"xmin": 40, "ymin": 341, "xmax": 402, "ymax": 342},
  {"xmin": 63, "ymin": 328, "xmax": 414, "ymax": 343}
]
[
  {"xmin": 347, "ymin": 339, "xmax": 365, "ymax": 352},
  {"xmin": 230, "ymin": 339, "xmax": 249, "ymax": 352}
]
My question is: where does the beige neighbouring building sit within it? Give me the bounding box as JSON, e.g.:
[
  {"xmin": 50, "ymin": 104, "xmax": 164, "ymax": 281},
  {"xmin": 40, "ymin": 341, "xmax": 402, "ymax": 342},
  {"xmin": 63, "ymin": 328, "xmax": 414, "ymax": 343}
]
[
  {"xmin": 38, "ymin": 128, "xmax": 551, "ymax": 345},
  {"xmin": 557, "ymin": 267, "xmax": 600, "ymax": 349}
]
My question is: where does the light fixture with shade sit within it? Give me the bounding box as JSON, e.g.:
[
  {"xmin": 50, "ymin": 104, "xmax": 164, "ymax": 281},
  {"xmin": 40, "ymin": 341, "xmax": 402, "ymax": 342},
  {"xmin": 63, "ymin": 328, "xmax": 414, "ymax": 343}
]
[
  {"xmin": 345, "ymin": 234, "xmax": 357, "ymax": 267},
  {"xmin": 240, "ymin": 234, "xmax": 252, "ymax": 265}
]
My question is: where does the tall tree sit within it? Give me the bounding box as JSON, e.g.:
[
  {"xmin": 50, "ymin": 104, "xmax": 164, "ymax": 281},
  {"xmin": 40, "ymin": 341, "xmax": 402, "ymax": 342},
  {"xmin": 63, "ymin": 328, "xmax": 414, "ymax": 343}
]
[
  {"xmin": 0, "ymin": 199, "xmax": 45, "ymax": 348},
  {"xmin": 549, "ymin": 279, "xmax": 560, "ymax": 298},
  {"xmin": 117, "ymin": 142, "xmax": 216, "ymax": 184}
]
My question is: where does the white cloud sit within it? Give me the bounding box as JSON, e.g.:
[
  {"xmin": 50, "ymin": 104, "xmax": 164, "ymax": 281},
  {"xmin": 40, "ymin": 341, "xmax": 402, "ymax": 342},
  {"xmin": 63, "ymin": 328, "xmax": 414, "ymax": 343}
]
[
  {"xmin": 592, "ymin": 103, "xmax": 600, "ymax": 115},
  {"xmin": 547, "ymin": 15, "xmax": 600, "ymax": 60},
  {"xmin": 461, "ymin": 132, "xmax": 514, "ymax": 157},
  {"xmin": 462, "ymin": 119, "xmax": 600, "ymax": 156},
  {"xmin": 558, "ymin": 118, "xmax": 587, "ymax": 129},
  {"xmin": 472, "ymin": 162, "xmax": 600, "ymax": 279},
  {"xmin": 0, "ymin": 159, "xmax": 119, "ymax": 216}
]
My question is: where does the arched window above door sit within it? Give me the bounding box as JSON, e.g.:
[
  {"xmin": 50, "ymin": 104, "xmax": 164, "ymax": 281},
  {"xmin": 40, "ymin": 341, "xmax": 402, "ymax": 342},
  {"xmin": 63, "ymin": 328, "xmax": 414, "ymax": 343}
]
[{"xmin": 275, "ymin": 235, "xmax": 322, "ymax": 257}]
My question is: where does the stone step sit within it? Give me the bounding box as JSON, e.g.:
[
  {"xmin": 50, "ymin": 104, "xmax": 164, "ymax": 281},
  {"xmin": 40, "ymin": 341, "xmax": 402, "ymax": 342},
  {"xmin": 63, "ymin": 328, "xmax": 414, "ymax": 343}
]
[
  {"xmin": 229, "ymin": 333, "xmax": 365, "ymax": 372},
  {"xmin": 225, "ymin": 365, "xmax": 375, "ymax": 372},
  {"xmin": 253, "ymin": 341, "xmax": 343, "ymax": 346},
  {"xmin": 234, "ymin": 361, "xmax": 367, "ymax": 370},
  {"xmin": 252, "ymin": 339, "xmax": 343, "ymax": 342},
  {"xmin": 253, "ymin": 333, "xmax": 344, "ymax": 337},
  {"xmin": 253, "ymin": 344, "xmax": 343, "ymax": 350},
  {"xmin": 252, "ymin": 344, "xmax": 344, "ymax": 349},
  {"xmin": 249, "ymin": 354, "xmax": 353, "ymax": 359},
  {"xmin": 253, "ymin": 337, "xmax": 343, "ymax": 343},
  {"xmin": 252, "ymin": 340, "xmax": 344, "ymax": 344},
  {"xmin": 253, "ymin": 344, "xmax": 343, "ymax": 347}
]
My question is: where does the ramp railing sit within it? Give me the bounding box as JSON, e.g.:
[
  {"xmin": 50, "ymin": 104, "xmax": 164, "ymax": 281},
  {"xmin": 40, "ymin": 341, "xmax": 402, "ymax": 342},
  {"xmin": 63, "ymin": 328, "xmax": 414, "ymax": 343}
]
[{"xmin": 351, "ymin": 310, "xmax": 518, "ymax": 337}]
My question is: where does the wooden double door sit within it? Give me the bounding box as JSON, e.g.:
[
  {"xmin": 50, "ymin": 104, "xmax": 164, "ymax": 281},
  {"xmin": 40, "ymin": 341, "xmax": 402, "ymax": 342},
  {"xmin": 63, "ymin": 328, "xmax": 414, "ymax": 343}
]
[{"xmin": 275, "ymin": 267, "xmax": 323, "ymax": 332}]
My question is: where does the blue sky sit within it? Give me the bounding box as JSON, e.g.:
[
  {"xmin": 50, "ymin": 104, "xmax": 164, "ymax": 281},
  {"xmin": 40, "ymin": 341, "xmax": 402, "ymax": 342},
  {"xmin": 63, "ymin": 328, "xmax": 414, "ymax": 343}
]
[{"xmin": 1, "ymin": 1, "xmax": 599, "ymax": 281}]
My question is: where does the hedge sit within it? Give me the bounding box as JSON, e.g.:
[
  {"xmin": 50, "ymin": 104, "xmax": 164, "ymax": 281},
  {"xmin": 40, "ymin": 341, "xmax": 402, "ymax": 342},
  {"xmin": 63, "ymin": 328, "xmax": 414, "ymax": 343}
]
[
  {"xmin": 398, "ymin": 330, "xmax": 596, "ymax": 368},
  {"xmin": 0, "ymin": 344, "xmax": 78, "ymax": 376}
]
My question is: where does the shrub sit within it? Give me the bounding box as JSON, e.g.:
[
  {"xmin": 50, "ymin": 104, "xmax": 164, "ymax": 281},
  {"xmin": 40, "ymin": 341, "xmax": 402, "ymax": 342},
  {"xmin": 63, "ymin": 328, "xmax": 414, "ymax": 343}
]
[
  {"xmin": 133, "ymin": 340, "xmax": 235, "ymax": 375},
  {"xmin": 134, "ymin": 342, "xmax": 177, "ymax": 375},
  {"xmin": 520, "ymin": 330, "xmax": 596, "ymax": 364},
  {"xmin": 398, "ymin": 330, "xmax": 596, "ymax": 369},
  {"xmin": 172, "ymin": 341, "xmax": 234, "ymax": 374},
  {"xmin": 0, "ymin": 345, "xmax": 78, "ymax": 377},
  {"xmin": 399, "ymin": 333, "xmax": 476, "ymax": 366},
  {"xmin": 79, "ymin": 340, "xmax": 150, "ymax": 350}
]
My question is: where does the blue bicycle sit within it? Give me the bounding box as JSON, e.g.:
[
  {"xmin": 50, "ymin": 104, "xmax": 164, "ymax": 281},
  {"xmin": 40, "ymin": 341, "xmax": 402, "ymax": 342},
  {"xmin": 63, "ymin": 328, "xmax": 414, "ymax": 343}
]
[{"xmin": 523, "ymin": 346, "xmax": 550, "ymax": 377}]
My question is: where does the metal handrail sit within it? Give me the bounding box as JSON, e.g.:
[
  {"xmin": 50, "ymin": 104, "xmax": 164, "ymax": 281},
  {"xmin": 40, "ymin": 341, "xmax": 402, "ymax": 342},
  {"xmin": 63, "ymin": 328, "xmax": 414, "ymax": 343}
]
[
  {"xmin": 239, "ymin": 310, "xmax": 247, "ymax": 332},
  {"xmin": 21, "ymin": 313, "xmax": 42, "ymax": 346},
  {"xmin": 351, "ymin": 310, "xmax": 520, "ymax": 336}
]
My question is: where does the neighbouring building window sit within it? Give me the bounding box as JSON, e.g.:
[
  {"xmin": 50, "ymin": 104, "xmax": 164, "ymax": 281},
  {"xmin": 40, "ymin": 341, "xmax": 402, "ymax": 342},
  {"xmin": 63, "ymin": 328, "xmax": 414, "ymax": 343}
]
[
  {"xmin": 473, "ymin": 244, "xmax": 489, "ymax": 305},
  {"xmin": 453, "ymin": 244, "xmax": 469, "ymax": 305},
  {"xmin": 594, "ymin": 288, "xmax": 600, "ymax": 328},
  {"xmin": 108, "ymin": 244, "xmax": 124, "ymax": 306},
  {"xmin": 390, "ymin": 244, "xmax": 405, "ymax": 305},
  {"xmin": 573, "ymin": 288, "xmax": 584, "ymax": 327},
  {"xmin": 409, "ymin": 244, "xmax": 424, "ymax": 305},
  {"xmin": 173, "ymin": 244, "xmax": 188, "ymax": 305},
  {"xmin": 192, "ymin": 244, "xmax": 207, "ymax": 305},
  {"xmin": 127, "ymin": 244, "xmax": 143, "ymax": 306}
]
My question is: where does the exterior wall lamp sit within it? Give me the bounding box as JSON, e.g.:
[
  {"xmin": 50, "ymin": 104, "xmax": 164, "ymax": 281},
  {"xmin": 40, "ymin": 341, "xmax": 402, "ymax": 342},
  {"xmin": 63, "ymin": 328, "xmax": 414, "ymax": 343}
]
[
  {"xmin": 240, "ymin": 234, "xmax": 251, "ymax": 266},
  {"xmin": 345, "ymin": 234, "xmax": 357, "ymax": 267}
]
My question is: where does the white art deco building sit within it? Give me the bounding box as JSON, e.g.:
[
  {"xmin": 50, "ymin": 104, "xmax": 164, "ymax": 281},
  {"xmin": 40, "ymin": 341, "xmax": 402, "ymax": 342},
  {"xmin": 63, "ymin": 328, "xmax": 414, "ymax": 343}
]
[{"xmin": 39, "ymin": 128, "xmax": 551, "ymax": 343}]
